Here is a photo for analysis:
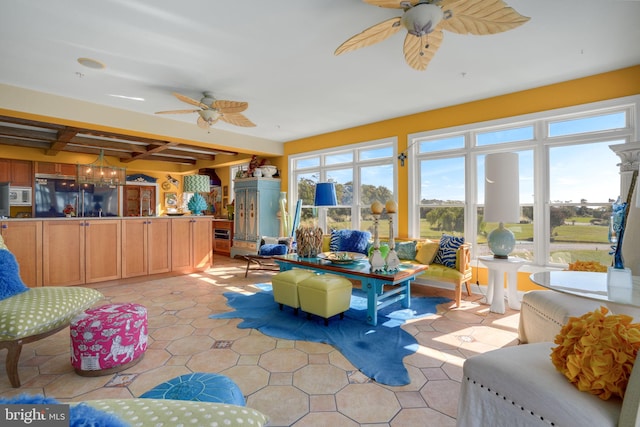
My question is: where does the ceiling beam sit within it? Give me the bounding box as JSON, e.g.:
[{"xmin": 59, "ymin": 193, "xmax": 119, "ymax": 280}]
[
  {"xmin": 124, "ymin": 142, "xmax": 179, "ymax": 163},
  {"xmin": 46, "ymin": 127, "xmax": 79, "ymax": 155}
]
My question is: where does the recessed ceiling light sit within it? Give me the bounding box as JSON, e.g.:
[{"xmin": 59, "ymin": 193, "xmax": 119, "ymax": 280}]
[{"xmin": 77, "ymin": 57, "xmax": 105, "ymax": 69}]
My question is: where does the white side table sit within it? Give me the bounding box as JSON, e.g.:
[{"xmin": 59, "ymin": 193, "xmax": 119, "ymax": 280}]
[{"xmin": 479, "ymin": 256, "xmax": 527, "ymax": 314}]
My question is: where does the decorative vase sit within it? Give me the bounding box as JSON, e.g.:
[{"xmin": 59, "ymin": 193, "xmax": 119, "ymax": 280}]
[
  {"xmin": 296, "ymin": 226, "xmax": 323, "ymax": 258},
  {"xmin": 187, "ymin": 193, "xmax": 208, "ymax": 216}
]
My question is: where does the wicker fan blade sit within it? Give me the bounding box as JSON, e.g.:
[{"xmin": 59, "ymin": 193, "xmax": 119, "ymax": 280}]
[
  {"xmin": 155, "ymin": 109, "xmax": 200, "ymax": 115},
  {"xmin": 213, "ymin": 100, "xmax": 249, "ymax": 114},
  {"xmin": 363, "ymin": 0, "xmax": 416, "ymax": 9},
  {"xmin": 173, "ymin": 92, "xmax": 208, "ymax": 109},
  {"xmin": 439, "ymin": 0, "xmax": 529, "ymax": 35},
  {"xmin": 335, "ymin": 17, "xmax": 403, "ymax": 55},
  {"xmin": 402, "ymin": 29, "xmax": 443, "ymax": 71},
  {"xmin": 220, "ymin": 112, "xmax": 256, "ymax": 127}
]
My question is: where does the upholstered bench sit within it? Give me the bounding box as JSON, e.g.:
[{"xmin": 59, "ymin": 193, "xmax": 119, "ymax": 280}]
[
  {"xmin": 0, "ymin": 286, "xmax": 104, "ymax": 387},
  {"xmin": 457, "ymin": 342, "xmax": 640, "ymax": 427},
  {"xmin": 271, "ymin": 269, "xmax": 314, "ymax": 315},
  {"xmin": 77, "ymin": 398, "xmax": 269, "ymax": 426},
  {"xmin": 298, "ymin": 274, "xmax": 352, "ymax": 325},
  {"xmin": 70, "ymin": 303, "xmax": 148, "ymax": 375}
]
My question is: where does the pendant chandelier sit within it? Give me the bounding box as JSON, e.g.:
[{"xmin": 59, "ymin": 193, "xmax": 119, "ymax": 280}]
[{"xmin": 77, "ymin": 149, "xmax": 126, "ymax": 186}]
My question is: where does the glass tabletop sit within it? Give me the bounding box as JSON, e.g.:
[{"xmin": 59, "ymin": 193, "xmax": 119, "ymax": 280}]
[{"xmin": 530, "ymin": 271, "xmax": 640, "ymax": 308}]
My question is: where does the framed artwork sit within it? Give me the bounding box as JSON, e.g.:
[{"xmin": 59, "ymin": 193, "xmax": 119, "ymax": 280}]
[
  {"xmin": 223, "ymin": 185, "xmax": 229, "ymax": 197},
  {"xmin": 223, "ymin": 197, "xmax": 228, "ymax": 208},
  {"xmin": 164, "ymin": 192, "xmax": 177, "ymax": 208}
]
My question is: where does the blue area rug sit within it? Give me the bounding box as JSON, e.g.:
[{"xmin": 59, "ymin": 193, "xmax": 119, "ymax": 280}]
[{"xmin": 210, "ymin": 284, "xmax": 451, "ymax": 386}]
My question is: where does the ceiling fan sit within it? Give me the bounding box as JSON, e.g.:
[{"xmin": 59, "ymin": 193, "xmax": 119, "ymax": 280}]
[
  {"xmin": 156, "ymin": 91, "xmax": 256, "ymax": 129},
  {"xmin": 335, "ymin": 0, "xmax": 530, "ymax": 71}
]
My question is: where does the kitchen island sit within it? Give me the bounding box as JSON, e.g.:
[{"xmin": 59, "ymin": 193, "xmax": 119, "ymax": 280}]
[{"xmin": 0, "ymin": 216, "xmax": 212, "ymax": 287}]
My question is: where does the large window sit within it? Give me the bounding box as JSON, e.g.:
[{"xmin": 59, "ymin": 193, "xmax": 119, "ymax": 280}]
[
  {"xmin": 289, "ymin": 138, "xmax": 396, "ymax": 237},
  {"xmin": 408, "ymin": 96, "xmax": 638, "ymax": 267}
]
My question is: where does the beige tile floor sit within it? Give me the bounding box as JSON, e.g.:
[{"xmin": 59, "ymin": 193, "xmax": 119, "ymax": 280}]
[{"xmin": 0, "ymin": 256, "xmax": 521, "ymax": 426}]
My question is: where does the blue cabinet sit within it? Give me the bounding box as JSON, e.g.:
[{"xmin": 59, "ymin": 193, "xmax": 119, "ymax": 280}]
[{"xmin": 231, "ymin": 178, "xmax": 281, "ymax": 257}]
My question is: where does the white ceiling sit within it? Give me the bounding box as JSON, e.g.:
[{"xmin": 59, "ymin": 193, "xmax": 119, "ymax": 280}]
[{"xmin": 1, "ymin": 0, "xmax": 639, "ymax": 153}]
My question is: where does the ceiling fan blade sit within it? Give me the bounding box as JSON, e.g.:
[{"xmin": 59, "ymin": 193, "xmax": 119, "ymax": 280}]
[
  {"xmin": 220, "ymin": 112, "xmax": 256, "ymax": 127},
  {"xmin": 364, "ymin": 0, "xmax": 417, "ymax": 8},
  {"xmin": 197, "ymin": 115, "xmax": 214, "ymax": 129},
  {"xmin": 213, "ymin": 100, "xmax": 249, "ymax": 113},
  {"xmin": 335, "ymin": 17, "xmax": 403, "ymax": 55},
  {"xmin": 173, "ymin": 92, "xmax": 209, "ymax": 109},
  {"xmin": 402, "ymin": 29, "xmax": 443, "ymax": 71},
  {"xmin": 439, "ymin": 0, "xmax": 530, "ymax": 35},
  {"xmin": 155, "ymin": 109, "xmax": 201, "ymax": 115}
]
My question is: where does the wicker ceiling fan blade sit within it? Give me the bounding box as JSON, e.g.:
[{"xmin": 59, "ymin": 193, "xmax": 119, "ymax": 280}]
[
  {"xmin": 363, "ymin": 0, "xmax": 416, "ymax": 9},
  {"xmin": 155, "ymin": 109, "xmax": 201, "ymax": 115},
  {"xmin": 220, "ymin": 112, "xmax": 256, "ymax": 127},
  {"xmin": 402, "ymin": 29, "xmax": 443, "ymax": 71},
  {"xmin": 173, "ymin": 92, "xmax": 209, "ymax": 109},
  {"xmin": 213, "ymin": 100, "xmax": 249, "ymax": 113},
  {"xmin": 439, "ymin": 0, "xmax": 530, "ymax": 35},
  {"xmin": 335, "ymin": 17, "xmax": 403, "ymax": 55}
]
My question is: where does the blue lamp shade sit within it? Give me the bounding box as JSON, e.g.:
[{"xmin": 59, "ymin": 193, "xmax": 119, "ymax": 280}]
[
  {"xmin": 314, "ymin": 182, "xmax": 337, "ymax": 206},
  {"xmin": 484, "ymin": 153, "xmax": 520, "ymax": 259}
]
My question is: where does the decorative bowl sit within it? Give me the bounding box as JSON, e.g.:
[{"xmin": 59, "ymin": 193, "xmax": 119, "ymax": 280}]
[{"xmin": 259, "ymin": 165, "xmax": 277, "ymax": 178}]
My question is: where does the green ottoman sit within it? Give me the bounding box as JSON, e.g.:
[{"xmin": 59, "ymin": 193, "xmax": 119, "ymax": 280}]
[
  {"xmin": 298, "ymin": 274, "xmax": 353, "ymax": 325},
  {"xmin": 271, "ymin": 269, "xmax": 314, "ymax": 315}
]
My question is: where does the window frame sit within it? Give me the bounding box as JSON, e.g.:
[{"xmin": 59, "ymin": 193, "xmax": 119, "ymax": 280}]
[{"xmin": 407, "ymin": 95, "xmax": 639, "ymax": 267}]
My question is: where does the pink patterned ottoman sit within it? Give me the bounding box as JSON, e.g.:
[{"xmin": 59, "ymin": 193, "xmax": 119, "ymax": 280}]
[{"xmin": 70, "ymin": 303, "xmax": 148, "ymax": 376}]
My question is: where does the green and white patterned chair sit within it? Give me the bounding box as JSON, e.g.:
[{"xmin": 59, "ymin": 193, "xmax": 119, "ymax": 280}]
[{"xmin": 0, "ymin": 234, "xmax": 104, "ymax": 387}]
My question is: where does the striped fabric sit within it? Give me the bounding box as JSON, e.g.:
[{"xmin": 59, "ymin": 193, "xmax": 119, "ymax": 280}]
[{"xmin": 433, "ymin": 234, "xmax": 464, "ymax": 268}]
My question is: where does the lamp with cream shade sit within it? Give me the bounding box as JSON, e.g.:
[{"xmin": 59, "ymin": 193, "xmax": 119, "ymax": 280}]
[{"xmin": 484, "ymin": 153, "xmax": 520, "ymax": 259}]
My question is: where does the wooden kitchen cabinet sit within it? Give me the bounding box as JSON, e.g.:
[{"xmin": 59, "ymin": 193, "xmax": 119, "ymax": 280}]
[
  {"xmin": 123, "ymin": 185, "xmax": 156, "ymax": 217},
  {"xmin": 0, "ymin": 220, "xmax": 42, "ymax": 287},
  {"xmin": 0, "ymin": 159, "xmax": 32, "ymax": 187},
  {"xmin": 122, "ymin": 218, "xmax": 171, "ymax": 278},
  {"xmin": 213, "ymin": 219, "xmax": 233, "ymax": 256},
  {"xmin": 42, "ymin": 220, "xmax": 85, "ymax": 286},
  {"xmin": 171, "ymin": 217, "xmax": 212, "ymax": 271},
  {"xmin": 35, "ymin": 161, "xmax": 77, "ymax": 177},
  {"xmin": 42, "ymin": 219, "xmax": 121, "ymax": 286},
  {"xmin": 85, "ymin": 219, "xmax": 121, "ymax": 283}
]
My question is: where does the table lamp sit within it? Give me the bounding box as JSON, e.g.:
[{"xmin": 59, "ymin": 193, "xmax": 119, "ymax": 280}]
[
  {"xmin": 369, "ymin": 200, "xmax": 386, "ymax": 272},
  {"xmin": 314, "ymin": 182, "xmax": 337, "ymax": 232},
  {"xmin": 183, "ymin": 174, "xmax": 210, "ymax": 215},
  {"xmin": 484, "ymin": 152, "xmax": 520, "ymax": 259}
]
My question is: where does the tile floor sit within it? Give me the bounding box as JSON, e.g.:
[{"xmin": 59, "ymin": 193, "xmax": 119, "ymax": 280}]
[{"xmin": 0, "ymin": 256, "xmax": 521, "ymax": 426}]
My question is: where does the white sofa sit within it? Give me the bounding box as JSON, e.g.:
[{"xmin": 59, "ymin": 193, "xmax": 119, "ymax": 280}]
[
  {"xmin": 457, "ymin": 342, "xmax": 640, "ymax": 427},
  {"xmin": 519, "ymin": 290, "xmax": 640, "ymax": 343}
]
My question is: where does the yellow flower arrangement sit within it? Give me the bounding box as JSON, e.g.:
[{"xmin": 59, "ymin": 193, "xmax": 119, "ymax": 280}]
[
  {"xmin": 551, "ymin": 306, "xmax": 640, "ymax": 400},
  {"xmin": 567, "ymin": 260, "xmax": 608, "ymax": 272}
]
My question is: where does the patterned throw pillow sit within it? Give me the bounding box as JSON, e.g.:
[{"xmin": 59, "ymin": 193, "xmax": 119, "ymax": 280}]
[
  {"xmin": 329, "ymin": 229, "xmax": 371, "ymax": 255},
  {"xmin": 395, "ymin": 241, "xmax": 417, "ymax": 261},
  {"xmin": 433, "ymin": 234, "xmax": 464, "ymax": 268}
]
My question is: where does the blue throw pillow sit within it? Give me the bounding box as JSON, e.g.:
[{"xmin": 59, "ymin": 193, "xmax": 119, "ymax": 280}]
[
  {"xmin": 259, "ymin": 244, "xmax": 288, "ymax": 256},
  {"xmin": 329, "ymin": 229, "xmax": 372, "ymax": 255},
  {"xmin": 0, "ymin": 249, "xmax": 29, "ymax": 300},
  {"xmin": 433, "ymin": 234, "xmax": 464, "ymax": 268}
]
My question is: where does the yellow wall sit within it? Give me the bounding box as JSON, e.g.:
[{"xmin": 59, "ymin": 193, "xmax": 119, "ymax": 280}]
[{"xmin": 282, "ymin": 65, "xmax": 640, "ymax": 238}]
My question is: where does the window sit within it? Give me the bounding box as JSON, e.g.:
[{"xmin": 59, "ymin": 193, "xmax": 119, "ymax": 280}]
[
  {"xmin": 408, "ymin": 96, "xmax": 637, "ymax": 267},
  {"xmin": 289, "ymin": 138, "xmax": 396, "ymax": 235}
]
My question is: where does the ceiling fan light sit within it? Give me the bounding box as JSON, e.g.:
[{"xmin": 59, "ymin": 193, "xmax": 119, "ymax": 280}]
[
  {"xmin": 401, "ymin": 3, "xmax": 443, "ymax": 36},
  {"xmin": 198, "ymin": 109, "xmax": 219, "ymax": 122}
]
